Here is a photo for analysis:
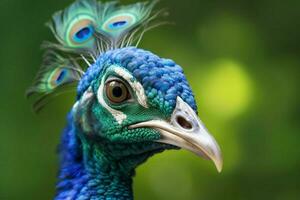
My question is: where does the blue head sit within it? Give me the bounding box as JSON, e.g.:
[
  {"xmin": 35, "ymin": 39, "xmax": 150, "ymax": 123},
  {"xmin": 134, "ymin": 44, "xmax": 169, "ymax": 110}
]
[
  {"xmin": 71, "ymin": 47, "xmax": 222, "ymax": 172},
  {"xmin": 27, "ymin": 0, "xmax": 223, "ymax": 178}
]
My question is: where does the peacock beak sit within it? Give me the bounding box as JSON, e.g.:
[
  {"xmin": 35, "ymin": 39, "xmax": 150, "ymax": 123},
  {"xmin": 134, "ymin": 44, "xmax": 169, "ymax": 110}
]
[{"xmin": 130, "ymin": 97, "xmax": 223, "ymax": 172}]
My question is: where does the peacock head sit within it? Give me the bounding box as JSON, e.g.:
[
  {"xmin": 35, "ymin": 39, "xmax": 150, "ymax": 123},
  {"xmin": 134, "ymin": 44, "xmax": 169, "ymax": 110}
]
[
  {"xmin": 73, "ymin": 47, "xmax": 222, "ymax": 172},
  {"xmin": 27, "ymin": 0, "xmax": 223, "ymax": 174}
]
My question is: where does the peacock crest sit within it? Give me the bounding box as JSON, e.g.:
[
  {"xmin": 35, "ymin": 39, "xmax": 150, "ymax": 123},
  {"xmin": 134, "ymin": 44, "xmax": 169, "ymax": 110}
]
[
  {"xmin": 27, "ymin": 0, "xmax": 166, "ymax": 111},
  {"xmin": 27, "ymin": 1, "xmax": 222, "ymax": 199}
]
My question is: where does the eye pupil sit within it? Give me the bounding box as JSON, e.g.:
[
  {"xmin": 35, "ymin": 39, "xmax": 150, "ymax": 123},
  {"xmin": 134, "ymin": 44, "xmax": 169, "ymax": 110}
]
[
  {"xmin": 76, "ymin": 27, "xmax": 90, "ymax": 39},
  {"xmin": 106, "ymin": 80, "xmax": 130, "ymax": 104},
  {"xmin": 56, "ymin": 69, "xmax": 67, "ymax": 84},
  {"xmin": 108, "ymin": 20, "xmax": 128, "ymax": 30},
  {"xmin": 112, "ymin": 21, "xmax": 127, "ymax": 28},
  {"xmin": 74, "ymin": 26, "xmax": 93, "ymax": 42},
  {"xmin": 112, "ymin": 86, "xmax": 123, "ymax": 98}
]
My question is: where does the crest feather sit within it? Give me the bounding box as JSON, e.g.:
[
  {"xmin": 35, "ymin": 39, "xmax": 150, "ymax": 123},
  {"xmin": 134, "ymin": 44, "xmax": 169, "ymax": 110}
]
[
  {"xmin": 27, "ymin": 51, "xmax": 83, "ymax": 112},
  {"xmin": 46, "ymin": 0, "xmax": 99, "ymax": 54},
  {"xmin": 28, "ymin": 0, "xmax": 166, "ymax": 111},
  {"xmin": 46, "ymin": 0, "xmax": 165, "ymax": 55}
]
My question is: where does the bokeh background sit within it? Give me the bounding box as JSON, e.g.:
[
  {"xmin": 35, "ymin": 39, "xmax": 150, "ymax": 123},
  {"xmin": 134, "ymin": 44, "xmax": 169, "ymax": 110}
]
[{"xmin": 1, "ymin": 0, "xmax": 300, "ymax": 199}]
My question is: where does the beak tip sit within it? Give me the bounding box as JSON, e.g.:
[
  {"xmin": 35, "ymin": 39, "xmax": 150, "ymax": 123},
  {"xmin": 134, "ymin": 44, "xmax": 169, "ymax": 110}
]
[
  {"xmin": 216, "ymin": 164, "xmax": 223, "ymax": 173},
  {"xmin": 213, "ymin": 156, "xmax": 223, "ymax": 173}
]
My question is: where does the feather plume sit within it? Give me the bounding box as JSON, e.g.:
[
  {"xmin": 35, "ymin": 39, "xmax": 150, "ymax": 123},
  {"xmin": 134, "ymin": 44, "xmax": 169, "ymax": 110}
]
[
  {"xmin": 28, "ymin": 0, "xmax": 166, "ymax": 111},
  {"xmin": 45, "ymin": 0, "xmax": 165, "ymax": 55},
  {"xmin": 26, "ymin": 51, "xmax": 83, "ymax": 112}
]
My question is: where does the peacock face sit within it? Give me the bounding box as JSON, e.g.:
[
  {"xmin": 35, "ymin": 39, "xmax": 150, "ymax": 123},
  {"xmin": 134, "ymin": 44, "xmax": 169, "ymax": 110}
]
[
  {"xmin": 25, "ymin": 0, "xmax": 224, "ymax": 182},
  {"xmin": 72, "ymin": 47, "xmax": 222, "ymax": 171}
]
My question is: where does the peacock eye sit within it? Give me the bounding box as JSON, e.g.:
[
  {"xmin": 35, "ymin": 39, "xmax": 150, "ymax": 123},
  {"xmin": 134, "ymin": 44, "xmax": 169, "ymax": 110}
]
[
  {"xmin": 73, "ymin": 26, "xmax": 93, "ymax": 43},
  {"xmin": 102, "ymin": 14, "xmax": 136, "ymax": 32},
  {"xmin": 105, "ymin": 80, "xmax": 130, "ymax": 104},
  {"xmin": 69, "ymin": 18, "xmax": 95, "ymax": 45},
  {"xmin": 48, "ymin": 67, "xmax": 76, "ymax": 90}
]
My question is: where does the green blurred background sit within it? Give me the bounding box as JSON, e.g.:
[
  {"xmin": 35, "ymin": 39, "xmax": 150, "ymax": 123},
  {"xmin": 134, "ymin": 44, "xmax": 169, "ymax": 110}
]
[{"xmin": 1, "ymin": 0, "xmax": 300, "ymax": 199}]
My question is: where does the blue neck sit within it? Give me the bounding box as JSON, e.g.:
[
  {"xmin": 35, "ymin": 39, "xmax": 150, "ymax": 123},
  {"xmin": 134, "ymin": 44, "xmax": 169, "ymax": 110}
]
[{"xmin": 54, "ymin": 115, "xmax": 134, "ymax": 200}]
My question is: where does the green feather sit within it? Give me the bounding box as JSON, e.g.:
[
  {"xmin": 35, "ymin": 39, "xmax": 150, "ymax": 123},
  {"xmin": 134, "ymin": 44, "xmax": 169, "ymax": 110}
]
[
  {"xmin": 96, "ymin": 0, "xmax": 161, "ymax": 47},
  {"xmin": 27, "ymin": 51, "xmax": 83, "ymax": 112},
  {"xmin": 46, "ymin": 0, "xmax": 99, "ymax": 52},
  {"xmin": 28, "ymin": 0, "xmax": 166, "ymax": 111},
  {"xmin": 45, "ymin": 0, "xmax": 165, "ymax": 55}
]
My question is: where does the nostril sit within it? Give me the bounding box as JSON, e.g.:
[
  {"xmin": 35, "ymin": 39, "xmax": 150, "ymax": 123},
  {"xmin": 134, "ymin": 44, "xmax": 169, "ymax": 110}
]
[{"xmin": 176, "ymin": 116, "xmax": 192, "ymax": 130}]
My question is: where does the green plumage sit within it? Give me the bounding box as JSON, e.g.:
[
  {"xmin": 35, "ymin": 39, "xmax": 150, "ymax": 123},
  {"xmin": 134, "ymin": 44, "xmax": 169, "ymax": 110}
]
[
  {"xmin": 26, "ymin": 51, "xmax": 83, "ymax": 111},
  {"xmin": 47, "ymin": 0, "xmax": 99, "ymax": 51},
  {"xmin": 27, "ymin": 0, "xmax": 165, "ymax": 111},
  {"xmin": 27, "ymin": 1, "xmax": 223, "ymax": 199},
  {"xmin": 45, "ymin": 0, "xmax": 163, "ymax": 54},
  {"xmin": 97, "ymin": 0, "xmax": 159, "ymax": 45}
]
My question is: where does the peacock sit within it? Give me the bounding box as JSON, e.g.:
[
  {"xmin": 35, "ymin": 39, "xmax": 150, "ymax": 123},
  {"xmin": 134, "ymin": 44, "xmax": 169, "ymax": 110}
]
[{"xmin": 27, "ymin": 0, "xmax": 223, "ymax": 199}]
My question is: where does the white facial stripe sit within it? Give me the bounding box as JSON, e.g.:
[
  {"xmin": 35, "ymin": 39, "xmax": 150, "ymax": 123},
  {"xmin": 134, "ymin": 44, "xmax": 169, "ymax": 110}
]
[
  {"xmin": 96, "ymin": 65, "xmax": 148, "ymax": 124},
  {"xmin": 97, "ymin": 75, "xmax": 127, "ymax": 124},
  {"xmin": 114, "ymin": 67, "xmax": 148, "ymax": 108},
  {"xmin": 72, "ymin": 88, "xmax": 94, "ymax": 132}
]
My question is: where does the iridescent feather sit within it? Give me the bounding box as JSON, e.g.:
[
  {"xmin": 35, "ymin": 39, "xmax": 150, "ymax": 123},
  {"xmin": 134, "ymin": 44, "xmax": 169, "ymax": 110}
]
[
  {"xmin": 28, "ymin": 0, "xmax": 165, "ymax": 111},
  {"xmin": 45, "ymin": 0, "xmax": 165, "ymax": 54},
  {"xmin": 96, "ymin": 0, "xmax": 164, "ymax": 49},
  {"xmin": 46, "ymin": 0, "xmax": 100, "ymax": 54},
  {"xmin": 27, "ymin": 51, "xmax": 83, "ymax": 112}
]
